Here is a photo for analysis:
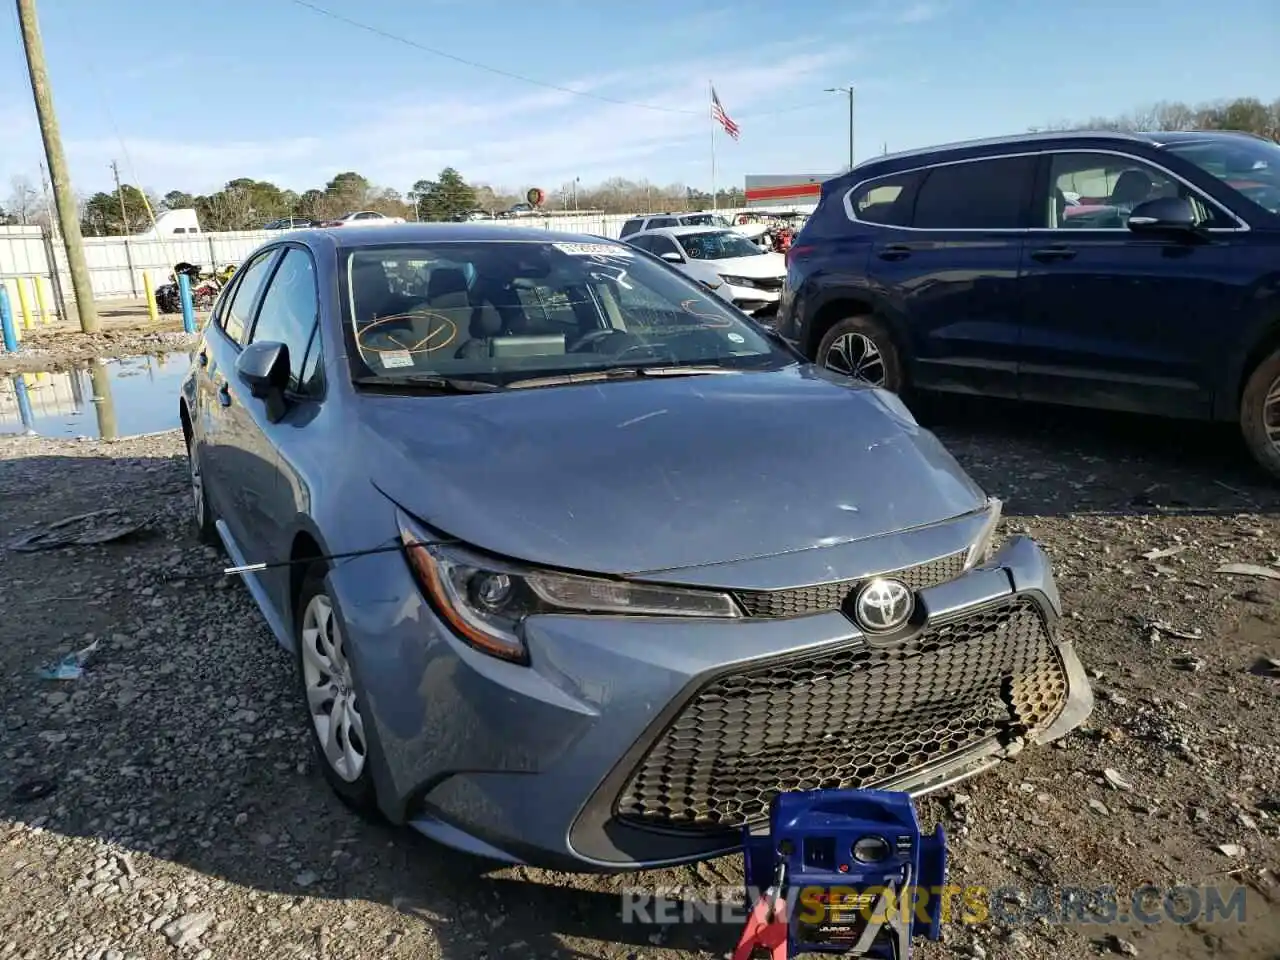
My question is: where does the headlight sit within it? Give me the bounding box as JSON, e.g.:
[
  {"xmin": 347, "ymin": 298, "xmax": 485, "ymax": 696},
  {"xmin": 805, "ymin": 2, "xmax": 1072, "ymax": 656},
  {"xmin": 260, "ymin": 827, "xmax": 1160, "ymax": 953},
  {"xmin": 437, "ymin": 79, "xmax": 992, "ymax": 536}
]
[
  {"xmin": 398, "ymin": 514, "xmax": 742, "ymax": 663},
  {"xmin": 964, "ymin": 497, "xmax": 1003, "ymax": 570},
  {"xmin": 720, "ymin": 275, "xmax": 759, "ymax": 289}
]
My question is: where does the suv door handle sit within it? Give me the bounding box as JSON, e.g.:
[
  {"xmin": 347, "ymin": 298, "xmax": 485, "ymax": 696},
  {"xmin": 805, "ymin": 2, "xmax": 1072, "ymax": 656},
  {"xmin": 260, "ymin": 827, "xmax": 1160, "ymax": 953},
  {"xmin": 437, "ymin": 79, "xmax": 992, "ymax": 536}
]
[
  {"xmin": 1030, "ymin": 245, "xmax": 1077, "ymax": 262},
  {"xmin": 877, "ymin": 244, "xmax": 913, "ymax": 261}
]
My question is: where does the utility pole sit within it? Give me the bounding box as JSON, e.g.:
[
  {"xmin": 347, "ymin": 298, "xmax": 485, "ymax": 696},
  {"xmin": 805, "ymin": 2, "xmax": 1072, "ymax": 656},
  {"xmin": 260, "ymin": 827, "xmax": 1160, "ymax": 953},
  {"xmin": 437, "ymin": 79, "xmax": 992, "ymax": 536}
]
[
  {"xmin": 110, "ymin": 160, "xmax": 128, "ymax": 234},
  {"xmin": 825, "ymin": 84, "xmax": 856, "ymax": 171},
  {"xmin": 16, "ymin": 0, "xmax": 98, "ymax": 332}
]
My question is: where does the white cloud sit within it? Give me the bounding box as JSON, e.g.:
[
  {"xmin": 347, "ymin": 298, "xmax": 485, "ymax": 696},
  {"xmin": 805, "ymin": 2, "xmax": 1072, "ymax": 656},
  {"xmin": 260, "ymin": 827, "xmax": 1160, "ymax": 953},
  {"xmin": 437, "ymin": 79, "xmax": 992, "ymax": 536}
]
[{"xmin": 46, "ymin": 41, "xmax": 851, "ymax": 196}]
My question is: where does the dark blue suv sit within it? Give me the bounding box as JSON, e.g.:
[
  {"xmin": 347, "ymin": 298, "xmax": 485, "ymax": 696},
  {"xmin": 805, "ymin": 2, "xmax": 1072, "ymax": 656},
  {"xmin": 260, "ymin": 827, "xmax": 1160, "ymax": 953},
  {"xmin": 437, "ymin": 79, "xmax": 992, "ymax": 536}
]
[{"xmin": 778, "ymin": 130, "xmax": 1280, "ymax": 479}]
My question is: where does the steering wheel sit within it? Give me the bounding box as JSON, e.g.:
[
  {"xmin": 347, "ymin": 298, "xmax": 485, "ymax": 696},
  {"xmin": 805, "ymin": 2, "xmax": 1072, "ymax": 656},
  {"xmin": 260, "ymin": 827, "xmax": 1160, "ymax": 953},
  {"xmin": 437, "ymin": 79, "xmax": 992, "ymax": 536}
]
[{"xmin": 356, "ymin": 310, "xmax": 458, "ymax": 356}]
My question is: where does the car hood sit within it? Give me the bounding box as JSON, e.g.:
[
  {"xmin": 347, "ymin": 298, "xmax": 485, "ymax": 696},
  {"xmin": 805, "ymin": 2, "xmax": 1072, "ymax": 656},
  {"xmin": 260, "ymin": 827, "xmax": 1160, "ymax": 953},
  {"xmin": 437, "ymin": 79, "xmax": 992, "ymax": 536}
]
[
  {"xmin": 360, "ymin": 365, "xmax": 987, "ymax": 576},
  {"xmin": 705, "ymin": 252, "xmax": 786, "ymax": 278}
]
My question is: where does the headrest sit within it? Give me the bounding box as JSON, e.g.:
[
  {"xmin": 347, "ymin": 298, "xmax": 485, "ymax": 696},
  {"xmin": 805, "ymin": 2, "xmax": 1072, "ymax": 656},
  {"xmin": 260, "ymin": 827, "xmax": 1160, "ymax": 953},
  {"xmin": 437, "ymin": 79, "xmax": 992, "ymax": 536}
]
[{"xmin": 428, "ymin": 268, "xmax": 469, "ymax": 301}]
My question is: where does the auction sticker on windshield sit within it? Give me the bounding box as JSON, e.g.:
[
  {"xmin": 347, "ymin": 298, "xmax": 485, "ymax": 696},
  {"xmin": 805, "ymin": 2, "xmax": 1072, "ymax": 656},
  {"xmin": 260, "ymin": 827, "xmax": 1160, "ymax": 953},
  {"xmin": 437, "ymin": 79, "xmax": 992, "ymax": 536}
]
[
  {"xmin": 552, "ymin": 242, "xmax": 633, "ymax": 257},
  {"xmin": 380, "ymin": 350, "xmax": 414, "ymax": 369}
]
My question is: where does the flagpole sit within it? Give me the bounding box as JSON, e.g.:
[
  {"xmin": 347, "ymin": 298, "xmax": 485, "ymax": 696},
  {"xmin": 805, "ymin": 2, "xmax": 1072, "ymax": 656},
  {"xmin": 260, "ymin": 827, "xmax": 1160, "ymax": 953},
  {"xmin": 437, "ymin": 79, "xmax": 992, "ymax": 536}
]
[{"xmin": 709, "ymin": 80, "xmax": 717, "ymax": 213}]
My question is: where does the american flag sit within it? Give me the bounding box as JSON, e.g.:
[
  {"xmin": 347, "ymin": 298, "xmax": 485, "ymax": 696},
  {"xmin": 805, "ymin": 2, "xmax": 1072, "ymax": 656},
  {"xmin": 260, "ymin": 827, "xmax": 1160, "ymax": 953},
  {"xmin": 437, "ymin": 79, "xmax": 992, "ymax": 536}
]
[{"xmin": 711, "ymin": 86, "xmax": 740, "ymax": 140}]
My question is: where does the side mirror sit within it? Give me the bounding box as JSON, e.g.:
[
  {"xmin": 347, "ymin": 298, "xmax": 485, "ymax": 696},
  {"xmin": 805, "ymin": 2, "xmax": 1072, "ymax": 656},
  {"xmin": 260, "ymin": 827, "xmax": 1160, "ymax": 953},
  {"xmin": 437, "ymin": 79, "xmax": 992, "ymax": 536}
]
[
  {"xmin": 1127, "ymin": 196, "xmax": 1200, "ymax": 233},
  {"xmin": 236, "ymin": 340, "xmax": 290, "ymax": 399},
  {"xmin": 660, "ymin": 251, "xmax": 683, "ymax": 263}
]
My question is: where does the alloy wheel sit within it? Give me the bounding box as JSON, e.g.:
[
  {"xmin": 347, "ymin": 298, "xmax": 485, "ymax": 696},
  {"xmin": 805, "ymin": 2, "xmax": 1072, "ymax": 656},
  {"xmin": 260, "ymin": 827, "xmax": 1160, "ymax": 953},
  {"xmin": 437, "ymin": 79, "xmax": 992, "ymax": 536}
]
[
  {"xmin": 300, "ymin": 594, "xmax": 367, "ymax": 783},
  {"xmin": 1265, "ymin": 373, "xmax": 1280, "ymax": 455},
  {"xmin": 188, "ymin": 443, "xmax": 206, "ymax": 525},
  {"xmin": 824, "ymin": 332, "xmax": 887, "ymax": 387}
]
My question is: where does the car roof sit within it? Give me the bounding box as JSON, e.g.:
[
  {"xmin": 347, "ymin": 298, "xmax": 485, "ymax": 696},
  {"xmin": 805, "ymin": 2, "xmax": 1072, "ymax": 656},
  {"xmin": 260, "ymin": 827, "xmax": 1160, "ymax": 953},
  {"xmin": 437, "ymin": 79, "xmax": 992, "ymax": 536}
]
[
  {"xmin": 851, "ymin": 128, "xmax": 1265, "ymax": 176},
  {"xmin": 282, "ymin": 222, "xmax": 633, "ymax": 248},
  {"xmin": 634, "ymin": 225, "xmax": 737, "ymax": 238}
]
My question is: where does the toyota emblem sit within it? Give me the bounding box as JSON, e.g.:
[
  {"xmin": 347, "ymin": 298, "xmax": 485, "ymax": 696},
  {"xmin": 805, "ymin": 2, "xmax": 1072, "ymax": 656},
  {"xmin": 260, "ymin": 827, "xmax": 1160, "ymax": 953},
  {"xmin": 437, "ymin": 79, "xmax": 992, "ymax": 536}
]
[{"xmin": 852, "ymin": 578, "xmax": 915, "ymax": 633}]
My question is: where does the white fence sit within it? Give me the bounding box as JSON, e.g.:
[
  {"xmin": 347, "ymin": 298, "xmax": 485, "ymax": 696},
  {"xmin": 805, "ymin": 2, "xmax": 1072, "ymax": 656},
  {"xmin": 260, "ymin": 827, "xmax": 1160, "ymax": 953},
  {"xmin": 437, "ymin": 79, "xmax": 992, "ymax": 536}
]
[{"xmin": 0, "ymin": 205, "xmax": 816, "ymax": 313}]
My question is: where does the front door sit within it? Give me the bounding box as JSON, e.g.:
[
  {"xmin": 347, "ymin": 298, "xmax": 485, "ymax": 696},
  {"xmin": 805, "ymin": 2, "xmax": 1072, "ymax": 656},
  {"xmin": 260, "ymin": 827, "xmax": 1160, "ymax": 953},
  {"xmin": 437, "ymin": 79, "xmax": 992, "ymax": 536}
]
[
  {"xmin": 202, "ymin": 247, "xmax": 281, "ymax": 554},
  {"xmin": 1016, "ymin": 150, "xmax": 1244, "ymax": 418},
  {"xmin": 861, "ymin": 154, "xmax": 1036, "ymax": 399}
]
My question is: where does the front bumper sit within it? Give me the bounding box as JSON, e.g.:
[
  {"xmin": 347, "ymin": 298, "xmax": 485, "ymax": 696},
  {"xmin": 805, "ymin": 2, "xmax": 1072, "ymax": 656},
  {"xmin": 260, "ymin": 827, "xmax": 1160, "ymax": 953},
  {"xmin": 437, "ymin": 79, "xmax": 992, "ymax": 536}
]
[
  {"xmin": 722, "ymin": 281, "xmax": 781, "ymax": 321},
  {"xmin": 325, "ymin": 533, "xmax": 1091, "ymax": 872}
]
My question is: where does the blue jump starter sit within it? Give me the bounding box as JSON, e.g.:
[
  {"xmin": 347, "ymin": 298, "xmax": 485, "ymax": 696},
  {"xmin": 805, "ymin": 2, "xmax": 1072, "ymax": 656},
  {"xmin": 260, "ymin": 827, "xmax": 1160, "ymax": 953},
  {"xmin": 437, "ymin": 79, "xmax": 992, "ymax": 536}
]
[{"xmin": 740, "ymin": 789, "xmax": 947, "ymax": 958}]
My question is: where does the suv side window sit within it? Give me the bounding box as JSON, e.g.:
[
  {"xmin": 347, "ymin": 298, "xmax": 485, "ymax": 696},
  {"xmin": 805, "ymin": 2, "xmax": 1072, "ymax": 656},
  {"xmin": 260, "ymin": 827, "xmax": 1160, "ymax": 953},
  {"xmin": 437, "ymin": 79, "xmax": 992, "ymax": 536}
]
[
  {"xmin": 849, "ymin": 172, "xmax": 921, "ymax": 226},
  {"xmin": 1039, "ymin": 152, "xmax": 1231, "ymax": 229},
  {"xmin": 246, "ymin": 247, "xmax": 321, "ymax": 393},
  {"xmin": 222, "ymin": 249, "xmax": 277, "ymax": 344},
  {"xmin": 912, "ymin": 156, "xmax": 1035, "ymax": 230},
  {"xmin": 647, "ymin": 217, "xmax": 677, "ymax": 229},
  {"xmin": 619, "ymin": 218, "xmax": 644, "ymax": 237}
]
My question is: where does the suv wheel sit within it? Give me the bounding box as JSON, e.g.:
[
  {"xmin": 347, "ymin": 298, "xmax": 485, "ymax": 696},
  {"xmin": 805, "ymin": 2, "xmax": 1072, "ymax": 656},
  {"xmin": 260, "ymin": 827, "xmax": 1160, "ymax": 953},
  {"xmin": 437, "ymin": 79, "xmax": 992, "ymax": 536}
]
[
  {"xmin": 1240, "ymin": 346, "xmax": 1280, "ymax": 480},
  {"xmin": 817, "ymin": 315, "xmax": 904, "ymax": 392}
]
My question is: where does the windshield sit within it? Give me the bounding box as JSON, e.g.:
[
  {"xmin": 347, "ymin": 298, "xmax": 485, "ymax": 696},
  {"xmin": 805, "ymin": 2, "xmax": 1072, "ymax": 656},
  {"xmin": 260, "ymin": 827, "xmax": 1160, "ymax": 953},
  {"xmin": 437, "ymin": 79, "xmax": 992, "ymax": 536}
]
[
  {"xmin": 1164, "ymin": 136, "xmax": 1280, "ymax": 215},
  {"xmin": 341, "ymin": 240, "xmax": 787, "ymax": 384},
  {"xmin": 677, "ymin": 231, "xmax": 765, "ymax": 260}
]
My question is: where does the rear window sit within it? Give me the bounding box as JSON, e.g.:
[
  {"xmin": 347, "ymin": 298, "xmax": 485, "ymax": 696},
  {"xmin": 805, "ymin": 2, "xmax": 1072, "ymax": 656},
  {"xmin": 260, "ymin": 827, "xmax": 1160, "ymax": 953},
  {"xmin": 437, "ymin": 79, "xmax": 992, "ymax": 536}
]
[
  {"xmin": 341, "ymin": 240, "xmax": 786, "ymax": 385},
  {"xmin": 848, "ymin": 172, "xmax": 920, "ymax": 226}
]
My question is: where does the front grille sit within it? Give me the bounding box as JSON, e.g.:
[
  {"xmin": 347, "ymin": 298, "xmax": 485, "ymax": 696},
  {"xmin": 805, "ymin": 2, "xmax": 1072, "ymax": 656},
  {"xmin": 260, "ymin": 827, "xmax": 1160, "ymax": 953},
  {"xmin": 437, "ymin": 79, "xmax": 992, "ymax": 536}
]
[
  {"xmin": 616, "ymin": 597, "xmax": 1067, "ymax": 831},
  {"xmin": 734, "ymin": 550, "xmax": 967, "ymax": 619}
]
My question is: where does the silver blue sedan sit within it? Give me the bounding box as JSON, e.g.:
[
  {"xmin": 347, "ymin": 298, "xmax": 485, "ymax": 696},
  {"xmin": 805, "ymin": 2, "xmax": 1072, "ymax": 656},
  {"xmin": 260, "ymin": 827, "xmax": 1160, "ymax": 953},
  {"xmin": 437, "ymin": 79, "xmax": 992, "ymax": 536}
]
[{"xmin": 179, "ymin": 223, "xmax": 1092, "ymax": 871}]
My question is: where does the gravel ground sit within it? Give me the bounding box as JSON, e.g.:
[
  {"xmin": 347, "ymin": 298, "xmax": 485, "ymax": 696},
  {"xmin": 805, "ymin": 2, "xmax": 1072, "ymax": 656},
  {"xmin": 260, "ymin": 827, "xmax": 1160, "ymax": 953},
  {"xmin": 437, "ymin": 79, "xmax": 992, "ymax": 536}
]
[{"xmin": 1, "ymin": 390, "xmax": 1278, "ymax": 960}]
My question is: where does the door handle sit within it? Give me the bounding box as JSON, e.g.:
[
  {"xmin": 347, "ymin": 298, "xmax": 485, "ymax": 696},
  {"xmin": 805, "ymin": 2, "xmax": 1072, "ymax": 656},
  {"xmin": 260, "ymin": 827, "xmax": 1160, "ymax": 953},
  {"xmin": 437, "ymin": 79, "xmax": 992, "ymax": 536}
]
[
  {"xmin": 217, "ymin": 382, "xmax": 232, "ymax": 407},
  {"xmin": 198, "ymin": 349, "xmax": 208, "ymax": 367},
  {"xmin": 877, "ymin": 244, "xmax": 913, "ymax": 262},
  {"xmin": 1030, "ymin": 245, "xmax": 1077, "ymax": 262}
]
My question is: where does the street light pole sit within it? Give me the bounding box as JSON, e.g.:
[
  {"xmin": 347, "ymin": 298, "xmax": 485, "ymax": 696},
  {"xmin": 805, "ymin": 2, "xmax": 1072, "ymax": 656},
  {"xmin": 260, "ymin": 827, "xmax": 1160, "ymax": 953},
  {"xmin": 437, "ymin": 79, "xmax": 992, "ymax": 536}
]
[{"xmin": 825, "ymin": 85, "xmax": 855, "ymax": 171}]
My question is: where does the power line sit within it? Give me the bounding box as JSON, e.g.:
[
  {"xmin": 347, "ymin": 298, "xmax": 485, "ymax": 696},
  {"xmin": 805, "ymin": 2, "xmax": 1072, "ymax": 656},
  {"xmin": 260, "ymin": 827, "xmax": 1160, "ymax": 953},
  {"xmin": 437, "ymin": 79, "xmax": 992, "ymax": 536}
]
[{"xmin": 286, "ymin": 0, "xmax": 832, "ymax": 120}]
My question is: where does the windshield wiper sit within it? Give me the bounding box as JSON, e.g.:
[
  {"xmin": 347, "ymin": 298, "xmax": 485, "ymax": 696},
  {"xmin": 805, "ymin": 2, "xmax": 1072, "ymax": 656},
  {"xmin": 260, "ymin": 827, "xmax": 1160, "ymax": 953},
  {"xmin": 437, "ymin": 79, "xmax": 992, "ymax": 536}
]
[
  {"xmin": 506, "ymin": 365, "xmax": 741, "ymax": 390},
  {"xmin": 353, "ymin": 374, "xmax": 503, "ymax": 393}
]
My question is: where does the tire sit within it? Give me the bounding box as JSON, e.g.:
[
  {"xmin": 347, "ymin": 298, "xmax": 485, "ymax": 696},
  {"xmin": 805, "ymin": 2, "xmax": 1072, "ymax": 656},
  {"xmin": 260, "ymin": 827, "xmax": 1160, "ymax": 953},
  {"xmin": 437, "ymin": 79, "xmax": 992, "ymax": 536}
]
[
  {"xmin": 294, "ymin": 564, "xmax": 382, "ymax": 820},
  {"xmin": 1239, "ymin": 346, "xmax": 1280, "ymax": 480},
  {"xmin": 815, "ymin": 314, "xmax": 906, "ymax": 393},
  {"xmin": 186, "ymin": 431, "xmax": 221, "ymax": 546}
]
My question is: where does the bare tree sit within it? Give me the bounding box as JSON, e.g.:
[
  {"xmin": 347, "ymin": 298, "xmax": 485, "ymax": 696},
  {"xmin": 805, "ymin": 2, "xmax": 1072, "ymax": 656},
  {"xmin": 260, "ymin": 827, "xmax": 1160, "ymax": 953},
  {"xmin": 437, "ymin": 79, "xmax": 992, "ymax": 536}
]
[{"xmin": 7, "ymin": 175, "xmax": 38, "ymax": 225}]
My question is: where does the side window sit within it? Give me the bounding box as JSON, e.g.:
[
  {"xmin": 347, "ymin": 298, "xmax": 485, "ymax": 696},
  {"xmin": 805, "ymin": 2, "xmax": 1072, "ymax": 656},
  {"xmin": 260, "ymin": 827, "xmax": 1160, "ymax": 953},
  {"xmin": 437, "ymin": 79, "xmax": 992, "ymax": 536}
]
[
  {"xmin": 648, "ymin": 217, "xmax": 677, "ymax": 229},
  {"xmin": 849, "ymin": 172, "xmax": 921, "ymax": 226},
  {"xmin": 619, "ymin": 218, "xmax": 643, "ymax": 237},
  {"xmin": 648, "ymin": 235, "xmax": 681, "ymax": 258},
  {"xmin": 299, "ymin": 325, "xmax": 325, "ymax": 394},
  {"xmin": 912, "ymin": 157, "xmax": 1036, "ymax": 230},
  {"xmin": 1040, "ymin": 152, "xmax": 1226, "ymax": 229},
  {"xmin": 222, "ymin": 250, "xmax": 277, "ymax": 344},
  {"xmin": 246, "ymin": 248, "xmax": 320, "ymax": 392}
]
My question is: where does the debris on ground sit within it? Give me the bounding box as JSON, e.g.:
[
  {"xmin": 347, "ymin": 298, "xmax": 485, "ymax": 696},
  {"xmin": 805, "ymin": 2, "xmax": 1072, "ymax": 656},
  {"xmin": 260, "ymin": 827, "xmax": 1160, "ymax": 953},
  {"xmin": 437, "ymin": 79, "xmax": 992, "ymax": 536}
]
[
  {"xmin": 7, "ymin": 508, "xmax": 152, "ymax": 552},
  {"xmin": 35, "ymin": 638, "xmax": 101, "ymax": 680},
  {"xmin": 1215, "ymin": 562, "xmax": 1280, "ymax": 580}
]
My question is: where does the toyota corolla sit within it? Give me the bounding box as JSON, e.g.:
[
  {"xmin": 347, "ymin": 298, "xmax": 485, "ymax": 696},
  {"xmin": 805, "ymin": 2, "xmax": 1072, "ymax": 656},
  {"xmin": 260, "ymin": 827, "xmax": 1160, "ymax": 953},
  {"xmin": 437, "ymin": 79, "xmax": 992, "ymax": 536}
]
[{"xmin": 179, "ymin": 223, "xmax": 1092, "ymax": 871}]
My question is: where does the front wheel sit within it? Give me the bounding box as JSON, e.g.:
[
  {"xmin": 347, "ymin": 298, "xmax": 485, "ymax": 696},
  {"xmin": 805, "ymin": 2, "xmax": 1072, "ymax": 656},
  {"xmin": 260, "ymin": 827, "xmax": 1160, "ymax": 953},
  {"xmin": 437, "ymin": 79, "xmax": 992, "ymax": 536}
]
[
  {"xmin": 1239, "ymin": 347, "xmax": 1280, "ymax": 480},
  {"xmin": 815, "ymin": 315, "xmax": 905, "ymax": 393},
  {"xmin": 295, "ymin": 565, "xmax": 382, "ymax": 819}
]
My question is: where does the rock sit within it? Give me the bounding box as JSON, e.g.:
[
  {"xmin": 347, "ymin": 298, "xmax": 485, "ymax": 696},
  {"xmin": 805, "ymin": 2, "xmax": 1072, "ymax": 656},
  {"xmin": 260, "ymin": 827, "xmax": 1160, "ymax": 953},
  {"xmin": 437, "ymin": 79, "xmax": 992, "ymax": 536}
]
[
  {"xmin": 1088, "ymin": 799, "xmax": 1110, "ymax": 816},
  {"xmin": 1103, "ymin": 768, "xmax": 1134, "ymax": 792},
  {"xmin": 294, "ymin": 870, "xmax": 318, "ymax": 888},
  {"xmin": 163, "ymin": 912, "xmax": 214, "ymax": 948},
  {"xmin": 1216, "ymin": 843, "xmax": 1245, "ymax": 857},
  {"xmin": 1106, "ymin": 933, "xmax": 1139, "ymax": 956}
]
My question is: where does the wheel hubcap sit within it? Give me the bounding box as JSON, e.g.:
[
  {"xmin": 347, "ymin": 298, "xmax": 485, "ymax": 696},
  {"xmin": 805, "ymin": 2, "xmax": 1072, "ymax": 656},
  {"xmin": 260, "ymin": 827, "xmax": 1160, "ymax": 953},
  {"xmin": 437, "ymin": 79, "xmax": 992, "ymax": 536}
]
[
  {"xmin": 824, "ymin": 332, "xmax": 887, "ymax": 387},
  {"xmin": 1265, "ymin": 374, "xmax": 1280, "ymax": 454},
  {"xmin": 300, "ymin": 594, "xmax": 367, "ymax": 782}
]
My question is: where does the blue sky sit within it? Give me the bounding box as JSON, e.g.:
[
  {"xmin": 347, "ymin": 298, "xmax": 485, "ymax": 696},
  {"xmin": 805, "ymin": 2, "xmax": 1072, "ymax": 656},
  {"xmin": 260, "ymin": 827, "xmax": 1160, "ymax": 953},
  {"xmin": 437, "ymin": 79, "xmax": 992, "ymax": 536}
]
[{"xmin": 1, "ymin": 0, "xmax": 1276, "ymax": 199}]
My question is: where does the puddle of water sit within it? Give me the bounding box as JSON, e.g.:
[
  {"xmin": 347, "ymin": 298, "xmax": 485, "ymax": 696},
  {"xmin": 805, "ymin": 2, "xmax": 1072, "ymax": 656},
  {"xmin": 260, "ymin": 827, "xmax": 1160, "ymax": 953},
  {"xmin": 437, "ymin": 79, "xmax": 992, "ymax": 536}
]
[{"xmin": 0, "ymin": 352, "xmax": 194, "ymax": 440}]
